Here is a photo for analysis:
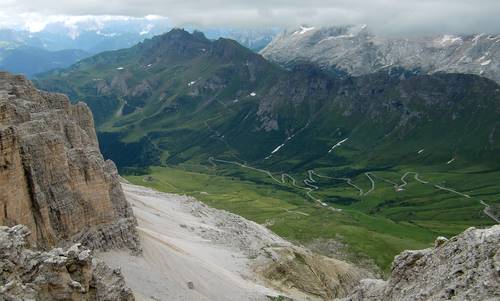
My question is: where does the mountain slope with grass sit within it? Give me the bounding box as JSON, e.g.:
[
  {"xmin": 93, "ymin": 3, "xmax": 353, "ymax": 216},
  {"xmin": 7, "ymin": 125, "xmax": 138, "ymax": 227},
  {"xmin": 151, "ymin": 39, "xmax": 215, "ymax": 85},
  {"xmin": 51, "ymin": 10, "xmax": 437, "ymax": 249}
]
[{"xmin": 35, "ymin": 28, "xmax": 500, "ymax": 270}]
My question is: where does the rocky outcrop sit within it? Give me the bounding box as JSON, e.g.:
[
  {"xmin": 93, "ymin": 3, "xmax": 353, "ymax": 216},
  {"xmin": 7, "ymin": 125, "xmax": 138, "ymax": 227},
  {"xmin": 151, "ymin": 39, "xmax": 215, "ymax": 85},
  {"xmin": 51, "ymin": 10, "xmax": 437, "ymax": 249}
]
[
  {"xmin": 0, "ymin": 225, "xmax": 134, "ymax": 300},
  {"xmin": 261, "ymin": 25, "xmax": 500, "ymax": 84},
  {"xmin": 0, "ymin": 72, "xmax": 139, "ymax": 251},
  {"xmin": 341, "ymin": 225, "xmax": 500, "ymax": 301},
  {"xmin": 259, "ymin": 246, "xmax": 367, "ymax": 300}
]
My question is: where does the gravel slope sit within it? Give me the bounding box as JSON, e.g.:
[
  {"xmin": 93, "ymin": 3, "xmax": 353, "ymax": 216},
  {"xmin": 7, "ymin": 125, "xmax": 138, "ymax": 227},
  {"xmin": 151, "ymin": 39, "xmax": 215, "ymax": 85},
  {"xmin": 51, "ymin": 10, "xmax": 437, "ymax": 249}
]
[{"xmin": 98, "ymin": 183, "xmax": 295, "ymax": 300}]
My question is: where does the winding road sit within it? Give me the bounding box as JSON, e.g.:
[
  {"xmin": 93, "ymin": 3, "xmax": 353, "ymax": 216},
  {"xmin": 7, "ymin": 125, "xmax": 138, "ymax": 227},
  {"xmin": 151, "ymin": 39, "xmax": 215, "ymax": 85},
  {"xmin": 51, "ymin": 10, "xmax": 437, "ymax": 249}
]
[
  {"xmin": 208, "ymin": 157, "xmax": 498, "ymax": 223},
  {"xmin": 480, "ymin": 200, "xmax": 500, "ymax": 223},
  {"xmin": 208, "ymin": 157, "xmax": 332, "ymax": 209},
  {"xmin": 309, "ymin": 170, "xmax": 364, "ymax": 196}
]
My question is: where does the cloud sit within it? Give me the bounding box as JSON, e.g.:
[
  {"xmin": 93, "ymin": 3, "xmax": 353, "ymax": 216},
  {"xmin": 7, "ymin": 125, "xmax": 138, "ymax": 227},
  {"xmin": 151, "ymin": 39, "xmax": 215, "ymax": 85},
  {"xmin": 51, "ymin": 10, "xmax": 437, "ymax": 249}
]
[{"xmin": 1, "ymin": 0, "xmax": 500, "ymax": 35}]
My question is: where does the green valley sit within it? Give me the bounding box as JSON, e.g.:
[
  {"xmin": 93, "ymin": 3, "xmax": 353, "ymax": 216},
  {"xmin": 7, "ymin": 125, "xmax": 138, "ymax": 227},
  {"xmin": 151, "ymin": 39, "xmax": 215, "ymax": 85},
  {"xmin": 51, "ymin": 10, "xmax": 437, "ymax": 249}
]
[{"xmin": 35, "ymin": 28, "xmax": 500, "ymax": 272}]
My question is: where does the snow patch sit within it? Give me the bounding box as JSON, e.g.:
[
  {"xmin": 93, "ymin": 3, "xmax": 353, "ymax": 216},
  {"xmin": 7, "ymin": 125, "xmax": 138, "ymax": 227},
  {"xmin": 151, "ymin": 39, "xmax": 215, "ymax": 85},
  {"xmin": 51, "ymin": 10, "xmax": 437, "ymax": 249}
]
[
  {"xmin": 293, "ymin": 26, "xmax": 315, "ymax": 35},
  {"xmin": 265, "ymin": 136, "xmax": 294, "ymax": 159},
  {"xmin": 473, "ymin": 34, "xmax": 485, "ymax": 42},
  {"xmin": 250, "ymin": 92, "xmax": 257, "ymax": 97},
  {"xmin": 188, "ymin": 81, "xmax": 196, "ymax": 86},
  {"xmin": 271, "ymin": 144, "xmax": 285, "ymax": 154},
  {"xmin": 116, "ymin": 67, "xmax": 124, "ymax": 70},
  {"xmin": 446, "ymin": 158, "xmax": 456, "ymax": 165},
  {"xmin": 418, "ymin": 149, "xmax": 425, "ymax": 154},
  {"xmin": 328, "ymin": 138, "xmax": 349, "ymax": 153},
  {"xmin": 439, "ymin": 35, "xmax": 463, "ymax": 46},
  {"xmin": 481, "ymin": 59, "xmax": 491, "ymax": 66},
  {"xmin": 318, "ymin": 34, "xmax": 355, "ymax": 44}
]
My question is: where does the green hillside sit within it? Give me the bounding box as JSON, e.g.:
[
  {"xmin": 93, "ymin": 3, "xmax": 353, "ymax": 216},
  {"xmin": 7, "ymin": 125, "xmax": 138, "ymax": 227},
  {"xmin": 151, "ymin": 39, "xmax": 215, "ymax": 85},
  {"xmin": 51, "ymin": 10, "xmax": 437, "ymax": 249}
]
[{"xmin": 35, "ymin": 29, "xmax": 500, "ymax": 271}]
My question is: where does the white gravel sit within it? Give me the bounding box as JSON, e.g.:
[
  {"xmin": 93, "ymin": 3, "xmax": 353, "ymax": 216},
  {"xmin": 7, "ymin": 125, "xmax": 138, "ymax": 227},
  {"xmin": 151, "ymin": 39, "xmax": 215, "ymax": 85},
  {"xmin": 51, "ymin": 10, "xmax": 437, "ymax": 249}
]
[{"xmin": 97, "ymin": 183, "xmax": 290, "ymax": 301}]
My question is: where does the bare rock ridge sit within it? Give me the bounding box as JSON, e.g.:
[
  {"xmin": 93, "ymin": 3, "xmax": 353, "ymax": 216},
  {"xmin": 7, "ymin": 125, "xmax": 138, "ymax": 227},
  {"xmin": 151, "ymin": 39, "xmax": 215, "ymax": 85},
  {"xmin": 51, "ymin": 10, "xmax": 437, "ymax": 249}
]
[
  {"xmin": 261, "ymin": 25, "xmax": 500, "ymax": 84},
  {"xmin": 342, "ymin": 225, "xmax": 500, "ymax": 301},
  {"xmin": 0, "ymin": 224, "xmax": 134, "ymax": 300},
  {"xmin": 0, "ymin": 71, "xmax": 139, "ymax": 251}
]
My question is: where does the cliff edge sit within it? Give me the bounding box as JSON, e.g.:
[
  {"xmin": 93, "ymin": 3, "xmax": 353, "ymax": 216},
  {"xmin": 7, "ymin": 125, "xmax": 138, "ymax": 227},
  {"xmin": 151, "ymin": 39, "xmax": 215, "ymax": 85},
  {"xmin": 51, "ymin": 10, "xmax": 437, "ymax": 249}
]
[
  {"xmin": 342, "ymin": 225, "xmax": 500, "ymax": 301},
  {"xmin": 0, "ymin": 72, "xmax": 139, "ymax": 251}
]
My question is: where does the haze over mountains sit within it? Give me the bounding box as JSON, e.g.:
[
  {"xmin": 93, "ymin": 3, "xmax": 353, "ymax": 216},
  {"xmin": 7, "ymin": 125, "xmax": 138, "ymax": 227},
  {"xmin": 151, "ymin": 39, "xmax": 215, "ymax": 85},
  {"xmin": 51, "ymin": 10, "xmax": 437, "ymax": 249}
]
[{"xmin": 0, "ymin": 17, "xmax": 277, "ymax": 77}]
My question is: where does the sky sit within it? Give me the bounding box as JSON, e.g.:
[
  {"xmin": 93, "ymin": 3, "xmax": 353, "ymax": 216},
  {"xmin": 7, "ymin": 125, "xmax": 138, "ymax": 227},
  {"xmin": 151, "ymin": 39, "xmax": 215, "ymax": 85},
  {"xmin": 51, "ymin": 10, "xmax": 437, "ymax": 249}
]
[{"xmin": 1, "ymin": 0, "xmax": 500, "ymax": 35}]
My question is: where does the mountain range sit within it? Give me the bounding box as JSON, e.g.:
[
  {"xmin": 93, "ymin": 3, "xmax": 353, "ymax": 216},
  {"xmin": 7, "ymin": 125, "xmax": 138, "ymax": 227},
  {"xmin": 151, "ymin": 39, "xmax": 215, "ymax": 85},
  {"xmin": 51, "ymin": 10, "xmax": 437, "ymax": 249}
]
[
  {"xmin": 35, "ymin": 28, "xmax": 500, "ymax": 169},
  {"xmin": 34, "ymin": 28, "xmax": 500, "ymax": 270},
  {"xmin": 0, "ymin": 23, "xmax": 277, "ymax": 77},
  {"xmin": 0, "ymin": 46, "xmax": 90, "ymax": 77},
  {"xmin": 261, "ymin": 25, "xmax": 500, "ymax": 84}
]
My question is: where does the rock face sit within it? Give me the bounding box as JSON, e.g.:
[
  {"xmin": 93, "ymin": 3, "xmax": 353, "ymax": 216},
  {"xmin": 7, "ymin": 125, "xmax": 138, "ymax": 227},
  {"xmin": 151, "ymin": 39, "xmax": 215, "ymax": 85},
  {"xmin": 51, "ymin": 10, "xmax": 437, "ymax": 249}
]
[
  {"xmin": 0, "ymin": 225, "xmax": 135, "ymax": 300},
  {"xmin": 261, "ymin": 25, "xmax": 500, "ymax": 84},
  {"xmin": 0, "ymin": 72, "xmax": 139, "ymax": 251},
  {"xmin": 342, "ymin": 225, "xmax": 500, "ymax": 301}
]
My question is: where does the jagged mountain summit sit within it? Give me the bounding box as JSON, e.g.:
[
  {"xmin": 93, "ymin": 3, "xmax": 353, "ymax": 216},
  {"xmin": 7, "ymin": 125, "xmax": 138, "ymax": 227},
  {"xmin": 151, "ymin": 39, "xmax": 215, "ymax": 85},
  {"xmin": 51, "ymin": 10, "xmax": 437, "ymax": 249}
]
[
  {"xmin": 261, "ymin": 25, "xmax": 500, "ymax": 84},
  {"xmin": 0, "ymin": 72, "xmax": 139, "ymax": 251}
]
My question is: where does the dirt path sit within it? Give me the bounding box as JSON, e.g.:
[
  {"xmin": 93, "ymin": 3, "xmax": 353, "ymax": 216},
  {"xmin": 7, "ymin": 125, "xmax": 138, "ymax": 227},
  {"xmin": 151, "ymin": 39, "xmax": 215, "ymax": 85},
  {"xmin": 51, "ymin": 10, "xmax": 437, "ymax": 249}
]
[
  {"xmin": 309, "ymin": 170, "xmax": 364, "ymax": 196},
  {"xmin": 209, "ymin": 157, "xmax": 328, "ymax": 207},
  {"xmin": 480, "ymin": 200, "xmax": 500, "ymax": 223},
  {"xmin": 363, "ymin": 173, "xmax": 376, "ymax": 195}
]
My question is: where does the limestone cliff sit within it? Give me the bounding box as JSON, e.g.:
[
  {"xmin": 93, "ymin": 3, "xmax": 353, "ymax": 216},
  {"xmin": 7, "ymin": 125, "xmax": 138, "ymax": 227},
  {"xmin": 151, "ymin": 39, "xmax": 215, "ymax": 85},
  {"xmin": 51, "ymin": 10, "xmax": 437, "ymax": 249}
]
[
  {"xmin": 0, "ymin": 225, "xmax": 134, "ymax": 300},
  {"xmin": 341, "ymin": 225, "xmax": 500, "ymax": 301},
  {"xmin": 0, "ymin": 72, "xmax": 139, "ymax": 251}
]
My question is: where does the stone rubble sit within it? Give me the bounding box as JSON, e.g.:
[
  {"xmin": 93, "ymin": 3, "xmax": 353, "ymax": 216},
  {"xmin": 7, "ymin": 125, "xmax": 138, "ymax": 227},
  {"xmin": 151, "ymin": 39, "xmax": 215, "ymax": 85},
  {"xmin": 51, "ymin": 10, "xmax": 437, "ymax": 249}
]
[{"xmin": 0, "ymin": 225, "xmax": 135, "ymax": 300}]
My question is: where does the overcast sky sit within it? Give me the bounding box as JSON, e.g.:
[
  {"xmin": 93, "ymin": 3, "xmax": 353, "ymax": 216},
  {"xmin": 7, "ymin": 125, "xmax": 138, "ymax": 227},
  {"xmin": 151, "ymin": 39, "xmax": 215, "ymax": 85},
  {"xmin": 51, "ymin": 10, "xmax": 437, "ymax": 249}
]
[{"xmin": 1, "ymin": 0, "xmax": 500, "ymax": 35}]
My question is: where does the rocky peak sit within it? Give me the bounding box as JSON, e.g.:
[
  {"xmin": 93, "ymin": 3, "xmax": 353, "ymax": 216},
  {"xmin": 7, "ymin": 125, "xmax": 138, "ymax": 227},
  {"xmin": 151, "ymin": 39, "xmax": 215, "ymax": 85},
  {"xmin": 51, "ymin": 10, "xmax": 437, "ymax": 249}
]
[
  {"xmin": 0, "ymin": 72, "xmax": 139, "ymax": 251},
  {"xmin": 261, "ymin": 25, "xmax": 500, "ymax": 84},
  {"xmin": 140, "ymin": 28, "xmax": 211, "ymax": 59}
]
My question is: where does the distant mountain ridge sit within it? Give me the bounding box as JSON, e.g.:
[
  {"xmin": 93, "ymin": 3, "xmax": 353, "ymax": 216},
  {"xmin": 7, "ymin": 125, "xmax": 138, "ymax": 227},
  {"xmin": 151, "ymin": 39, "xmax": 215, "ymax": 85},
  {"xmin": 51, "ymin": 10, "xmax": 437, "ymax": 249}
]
[
  {"xmin": 261, "ymin": 25, "xmax": 500, "ymax": 84},
  {"xmin": 0, "ymin": 24, "xmax": 276, "ymax": 76},
  {"xmin": 35, "ymin": 28, "xmax": 500, "ymax": 170},
  {"xmin": 0, "ymin": 46, "xmax": 90, "ymax": 77}
]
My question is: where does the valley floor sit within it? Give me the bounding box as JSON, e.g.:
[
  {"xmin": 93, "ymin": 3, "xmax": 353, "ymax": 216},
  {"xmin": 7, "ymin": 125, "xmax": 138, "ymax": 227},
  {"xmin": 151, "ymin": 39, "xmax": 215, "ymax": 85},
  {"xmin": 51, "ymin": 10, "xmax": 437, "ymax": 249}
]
[{"xmin": 98, "ymin": 183, "xmax": 312, "ymax": 301}]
